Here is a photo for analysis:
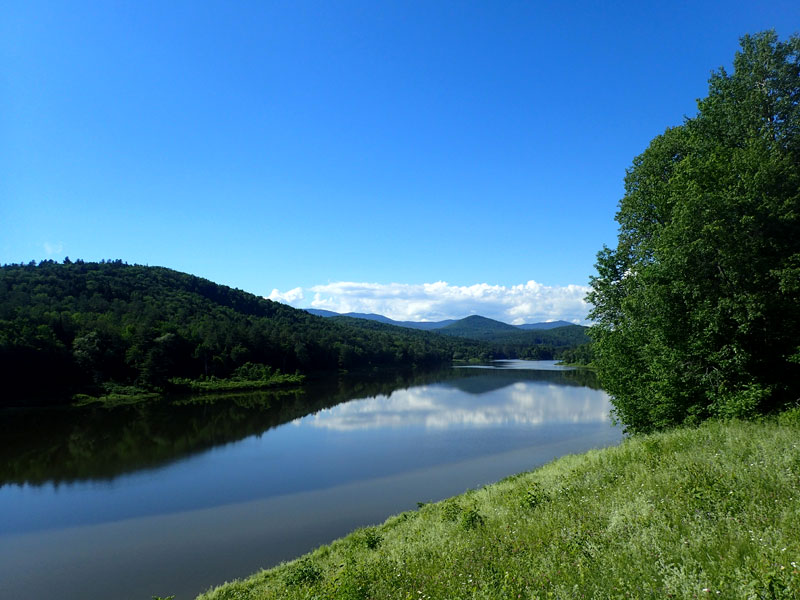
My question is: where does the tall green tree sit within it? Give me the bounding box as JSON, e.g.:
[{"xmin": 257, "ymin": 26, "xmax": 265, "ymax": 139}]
[{"xmin": 588, "ymin": 31, "xmax": 800, "ymax": 433}]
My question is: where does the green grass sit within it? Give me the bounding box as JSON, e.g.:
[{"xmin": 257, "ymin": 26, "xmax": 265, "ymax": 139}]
[
  {"xmin": 72, "ymin": 387, "xmax": 161, "ymax": 406},
  {"xmin": 197, "ymin": 416, "xmax": 800, "ymax": 599},
  {"xmin": 168, "ymin": 372, "xmax": 305, "ymax": 393}
]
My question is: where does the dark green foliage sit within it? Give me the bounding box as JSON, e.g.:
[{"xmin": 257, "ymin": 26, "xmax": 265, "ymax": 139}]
[
  {"xmin": 440, "ymin": 499, "xmax": 462, "ymax": 522},
  {"xmin": 438, "ymin": 499, "xmax": 485, "ymax": 530},
  {"xmin": 556, "ymin": 342, "xmax": 594, "ymax": 366},
  {"xmin": 439, "ymin": 315, "xmax": 519, "ymax": 335},
  {"xmin": 436, "ymin": 317, "xmax": 591, "ymax": 361},
  {"xmin": 283, "ymin": 558, "xmax": 322, "ymax": 587},
  {"xmin": 438, "ymin": 317, "xmax": 589, "ymax": 346},
  {"xmin": 0, "ymin": 261, "xmax": 492, "ymax": 405},
  {"xmin": 589, "ymin": 32, "xmax": 800, "ymax": 433},
  {"xmin": 521, "ymin": 482, "xmax": 549, "ymax": 509},
  {"xmin": 355, "ymin": 527, "xmax": 382, "ymax": 550},
  {"xmin": 459, "ymin": 507, "xmax": 485, "ymax": 530},
  {"xmin": 777, "ymin": 405, "xmax": 800, "ymax": 428}
]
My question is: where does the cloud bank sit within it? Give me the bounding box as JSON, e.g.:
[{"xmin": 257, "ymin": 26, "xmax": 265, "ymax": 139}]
[{"xmin": 267, "ymin": 280, "xmax": 591, "ymax": 325}]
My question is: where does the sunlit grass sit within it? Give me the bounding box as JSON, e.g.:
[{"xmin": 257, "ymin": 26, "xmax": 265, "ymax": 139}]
[{"xmin": 197, "ymin": 415, "xmax": 800, "ymax": 599}]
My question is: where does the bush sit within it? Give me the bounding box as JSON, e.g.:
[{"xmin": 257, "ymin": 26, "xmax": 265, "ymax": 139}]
[
  {"xmin": 777, "ymin": 405, "xmax": 800, "ymax": 427},
  {"xmin": 521, "ymin": 482, "xmax": 549, "ymax": 509},
  {"xmin": 231, "ymin": 362, "xmax": 273, "ymax": 381},
  {"xmin": 283, "ymin": 558, "xmax": 322, "ymax": 587},
  {"xmin": 440, "ymin": 500, "xmax": 462, "ymax": 522},
  {"xmin": 355, "ymin": 527, "xmax": 382, "ymax": 550},
  {"xmin": 460, "ymin": 507, "xmax": 485, "ymax": 530}
]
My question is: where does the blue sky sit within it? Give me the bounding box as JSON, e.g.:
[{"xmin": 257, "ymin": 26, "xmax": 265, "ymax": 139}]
[{"xmin": 2, "ymin": 1, "xmax": 798, "ymax": 322}]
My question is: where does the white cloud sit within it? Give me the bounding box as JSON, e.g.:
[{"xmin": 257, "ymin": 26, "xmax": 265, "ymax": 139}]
[
  {"xmin": 267, "ymin": 286, "xmax": 304, "ymax": 304},
  {"xmin": 267, "ymin": 279, "xmax": 591, "ymax": 324}
]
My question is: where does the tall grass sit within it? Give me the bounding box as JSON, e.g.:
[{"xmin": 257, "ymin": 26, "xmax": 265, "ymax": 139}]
[{"xmin": 197, "ymin": 416, "xmax": 800, "ymax": 599}]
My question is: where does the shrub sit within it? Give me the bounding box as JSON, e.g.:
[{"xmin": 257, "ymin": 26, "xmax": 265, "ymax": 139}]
[
  {"xmin": 356, "ymin": 527, "xmax": 382, "ymax": 550},
  {"xmin": 283, "ymin": 558, "xmax": 322, "ymax": 587},
  {"xmin": 521, "ymin": 482, "xmax": 549, "ymax": 509},
  {"xmin": 460, "ymin": 507, "xmax": 485, "ymax": 530},
  {"xmin": 440, "ymin": 500, "xmax": 462, "ymax": 522}
]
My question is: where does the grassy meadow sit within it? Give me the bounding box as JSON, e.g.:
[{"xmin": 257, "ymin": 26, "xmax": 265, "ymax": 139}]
[{"xmin": 196, "ymin": 414, "xmax": 800, "ymax": 600}]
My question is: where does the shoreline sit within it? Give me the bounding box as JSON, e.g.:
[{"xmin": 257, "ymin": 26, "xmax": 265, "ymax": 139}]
[{"xmin": 195, "ymin": 414, "xmax": 800, "ymax": 599}]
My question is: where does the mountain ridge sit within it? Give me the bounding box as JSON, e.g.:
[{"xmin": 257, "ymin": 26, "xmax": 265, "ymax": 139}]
[
  {"xmin": 303, "ymin": 309, "xmax": 578, "ymax": 331},
  {"xmin": 0, "ymin": 261, "xmax": 495, "ymax": 405}
]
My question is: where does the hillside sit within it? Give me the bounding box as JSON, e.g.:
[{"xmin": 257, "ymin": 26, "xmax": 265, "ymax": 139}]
[
  {"xmin": 517, "ymin": 319, "xmax": 573, "ymax": 330},
  {"xmin": 0, "ymin": 261, "xmax": 492, "ymax": 405},
  {"xmin": 305, "ymin": 309, "xmax": 457, "ymax": 330},
  {"xmin": 197, "ymin": 416, "xmax": 800, "ymax": 599},
  {"xmin": 439, "ymin": 314, "xmax": 519, "ymax": 336},
  {"xmin": 336, "ymin": 313, "xmax": 457, "ymax": 330},
  {"xmin": 319, "ymin": 313, "xmax": 591, "ymax": 357},
  {"xmin": 438, "ymin": 320, "xmax": 590, "ymax": 346}
]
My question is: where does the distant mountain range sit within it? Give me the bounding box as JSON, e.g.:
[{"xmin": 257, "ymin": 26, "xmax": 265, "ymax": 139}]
[
  {"xmin": 304, "ymin": 309, "xmax": 574, "ymax": 332},
  {"xmin": 304, "ymin": 309, "xmax": 455, "ymax": 329}
]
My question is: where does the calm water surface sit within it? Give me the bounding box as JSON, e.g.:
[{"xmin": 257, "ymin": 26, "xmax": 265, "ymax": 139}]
[{"xmin": 0, "ymin": 361, "xmax": 621, "ymax": 599}]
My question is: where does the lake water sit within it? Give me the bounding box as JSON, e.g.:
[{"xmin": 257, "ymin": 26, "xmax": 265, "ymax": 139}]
[{"xmin": 0, "ymin": 360, "xmax": 621, "ymax": 600}]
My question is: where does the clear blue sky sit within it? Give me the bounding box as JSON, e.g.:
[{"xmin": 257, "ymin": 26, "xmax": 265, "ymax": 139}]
[{"xmin": 2, "ymin": 1, "xmax": 798, "ymax": 318}]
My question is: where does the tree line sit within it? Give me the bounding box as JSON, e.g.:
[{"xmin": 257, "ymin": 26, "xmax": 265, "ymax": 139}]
[
  {"xmin": 589, "ymin": 32, "xmax": 800, "ymax": 432},
  {"xmin": 0, "ymin": 260, "xmax": 580, "ymax": 405}
]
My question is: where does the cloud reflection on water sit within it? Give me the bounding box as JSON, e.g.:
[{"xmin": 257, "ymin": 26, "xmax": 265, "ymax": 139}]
[{"xmin": 300, "ymin": 381, "xmax": 612, "ymax": 432}]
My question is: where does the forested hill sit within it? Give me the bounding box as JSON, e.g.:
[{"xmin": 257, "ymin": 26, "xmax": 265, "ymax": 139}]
[
  {"xmin": 436, "ymin": 315, "xmax": 590, "ymax": 347},
  {"xmin": 439, "ymin": 315, "xmax": 518, "ymax": 335},
  {"xmin": 0, "ymin": 261, "xmax": 492, "ymax": 405}
]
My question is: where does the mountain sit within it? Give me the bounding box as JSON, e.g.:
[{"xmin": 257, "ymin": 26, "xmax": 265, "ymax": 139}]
[
  {"xmin": 305, "ymin": 308, "xmax": 340, "ymax": 318},
  {"xmin": 0, "ymin": 261, "xmax": 492, "ymax": 406},
  {"xmin": 517, "ymin": 320, "xmax": 574, "ymax": 330},
  {"xmin": 438, "ymin": 315, "xmax": 520, "ymax": 337},
  {"xmin": 303, "ymin": 309, "xmax": 572, "ymax": 332},
  {"xmin": 339, "ymin": 312, "xmax": 406, "ymax": 325},
  {"xmin": 437, "ymin": 316, "xmax": 590, "ymax": 346},
  {"xmin": 395, "ymin": 318, "xmax": 459, "ymax": 330},
  {"xmin": 303, "ymin": 309, "xmax": 457, "ymax": 330}
]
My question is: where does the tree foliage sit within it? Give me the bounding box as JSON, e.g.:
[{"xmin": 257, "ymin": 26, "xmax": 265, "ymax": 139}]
[
  {"xmin": 0, "ymin": 260, "xmax": 493, "ymax": 405},
  {"xmin": 588, "ymin": 31, "xmax": 800, "ymax": 433}
]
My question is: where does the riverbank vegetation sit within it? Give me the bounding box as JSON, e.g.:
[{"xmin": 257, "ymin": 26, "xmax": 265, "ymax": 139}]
[
  {"xmin": 168, "ymin": 362, "xmax": 305, "ymax": 393},
  {"xmin": 197, "ymin": 415, "xmax": 800, "ymax": 600},
  {"xmin": 589, "ymin": 31, "xmax": 800, "ymax": 433}
]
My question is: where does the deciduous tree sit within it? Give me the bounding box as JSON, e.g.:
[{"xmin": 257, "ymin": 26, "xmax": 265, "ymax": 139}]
[{"xmin": 588, "ymin": 31, "xmax": 800, "ymax": 433}]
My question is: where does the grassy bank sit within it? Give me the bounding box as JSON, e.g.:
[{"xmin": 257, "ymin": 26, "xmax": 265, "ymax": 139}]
[
  {"xmin": 168, "ymin": 372, "xmax": 305, "ymax": 393},
  {"xmin": 197, "ymin": 415, "xmax": 800, "ymax": 599},
  {"xmin": 70, "ymin": 367, "xmax": 305, "ymax": 406},
  {"xmin": 72, "ymin": 385, "xmax": 161, "ymax": 406}
]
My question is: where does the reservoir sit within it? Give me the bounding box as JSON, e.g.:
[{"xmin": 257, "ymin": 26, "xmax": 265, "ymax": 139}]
[{"xmin": 0, "ymin": 360, "xmax": 621, "ymax": 599}]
